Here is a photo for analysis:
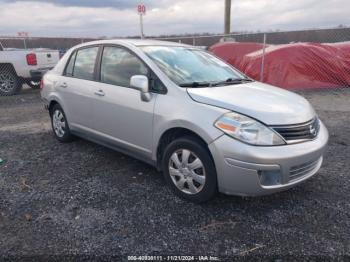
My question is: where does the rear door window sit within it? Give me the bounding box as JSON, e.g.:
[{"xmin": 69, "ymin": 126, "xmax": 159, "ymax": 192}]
[{"xmin": 73, "ymin": 47, "xmax": 99, "ymax": 80}]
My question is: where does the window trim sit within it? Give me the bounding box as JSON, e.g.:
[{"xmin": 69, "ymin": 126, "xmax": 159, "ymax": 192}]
[
  {"xmin": 97, "ymin": 44, "xmax": 167, "ymax": 94},
  {"xmin": 63, "ymin": 50, "xmax": 77, "ymax": 77},
  {"xmin": 62, "ymin": 45, "xmax": 101, "ymax": 82}
]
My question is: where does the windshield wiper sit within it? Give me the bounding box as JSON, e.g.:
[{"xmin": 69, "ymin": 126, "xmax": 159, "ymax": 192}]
[
  {"xmin": 212, "ymin": 78, "xmax": 254, "ymax": 87},
  {"xmin": 179, "ymin": 78, "xmax": 253, "ymax": 88},
  {"xmin": 179, "ymin": 81, "xmax": 212, "ymax": 88}
]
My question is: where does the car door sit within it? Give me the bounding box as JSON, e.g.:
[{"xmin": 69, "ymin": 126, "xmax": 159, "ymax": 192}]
[
  {"xmin": 91, "ymin": 45, "xmax": 157, "ymax": 159},
  {"xmin": 57, "ymin": 46, "xmax": 99, "ymax": 130}
]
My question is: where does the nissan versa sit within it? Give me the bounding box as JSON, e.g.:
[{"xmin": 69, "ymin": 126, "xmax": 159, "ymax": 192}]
[{"xmin": 41, "ymin": 40, "xmax": 329, "ymax": 202}]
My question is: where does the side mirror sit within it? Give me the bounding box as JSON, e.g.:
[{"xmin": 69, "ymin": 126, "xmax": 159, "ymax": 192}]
[{"xmin": 130, "ymin": 75, "xmax": 151, "ymax": 102}]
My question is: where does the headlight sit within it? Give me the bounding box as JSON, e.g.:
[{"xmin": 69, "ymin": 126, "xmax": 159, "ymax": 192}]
[{"xmin": 214, "ymin": 112, "xmax": 286, "ymax": 146}]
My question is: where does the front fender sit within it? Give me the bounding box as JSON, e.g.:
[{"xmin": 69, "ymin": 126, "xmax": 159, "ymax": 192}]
[{"xmin": 152, "ymin": 118, "xmax": 226, "ymax": 161}]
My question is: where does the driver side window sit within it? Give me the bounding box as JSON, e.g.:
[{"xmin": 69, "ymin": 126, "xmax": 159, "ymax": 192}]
[{"xmin": 100, "ymin": 46, "xmax": 148, "ymax": 87}]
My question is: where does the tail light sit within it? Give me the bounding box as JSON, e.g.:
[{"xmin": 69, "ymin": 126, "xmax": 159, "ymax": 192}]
[
  {"xmin": 40, "ymin": 79, "xmax": 44, "ymax": 89},
  {"xmin": 26, "ymin": 53, "xmax": 37, "ymax": 66}
]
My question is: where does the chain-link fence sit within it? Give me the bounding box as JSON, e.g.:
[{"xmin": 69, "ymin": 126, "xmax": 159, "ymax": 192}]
[
  {"xmin": 0, "ymin": 37, "xmax": 96, "ymax": 50},
  {"xmin": 155, "ymin": 27, "xmax": 350, "ymax": 46},
  {"xmin": 1, "ymin": 27, "xmax": 349, "ymax": 95}
]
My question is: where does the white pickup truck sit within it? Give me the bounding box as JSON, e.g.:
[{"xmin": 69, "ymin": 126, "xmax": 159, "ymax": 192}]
[{"xmin": 0, "ymin": 43, "xmax": 59, "ymax": 96}]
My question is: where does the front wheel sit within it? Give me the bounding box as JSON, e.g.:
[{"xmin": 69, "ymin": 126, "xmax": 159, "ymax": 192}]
[{"xmin": 162, "ymin": 136, "xmax": 218, "ymax": 203}]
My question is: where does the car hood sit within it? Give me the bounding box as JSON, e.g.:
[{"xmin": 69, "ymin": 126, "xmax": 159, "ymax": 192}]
[{"xmin": 187, "ymin": 82, "xmax": 315, "ymax": 125}]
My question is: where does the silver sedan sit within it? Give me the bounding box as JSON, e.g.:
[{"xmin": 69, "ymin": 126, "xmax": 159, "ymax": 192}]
[{"xmin": 41, "ymin": 39, "xmax": 328, "ymax": 202}]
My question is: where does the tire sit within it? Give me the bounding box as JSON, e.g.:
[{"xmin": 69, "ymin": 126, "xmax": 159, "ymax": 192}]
[
  {"xmin": 27, "ymin": 80, "xmax": 41, "ymax": 89},
  {"xmin": 50, "ymin": 104, "xmax": 75, "ymax": 143},
  {"xmin": 162, "ymin": 136, "xmax": 218, "ymax": 203},
  {"xmin": 0, "ymin": 67, "xmax": 22, "ymax": 96}
]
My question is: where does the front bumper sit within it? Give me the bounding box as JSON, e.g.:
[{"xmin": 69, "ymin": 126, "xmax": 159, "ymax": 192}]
[{"xmin": 208, "ymin": 120, "xmax": 329, "ymax": 196}]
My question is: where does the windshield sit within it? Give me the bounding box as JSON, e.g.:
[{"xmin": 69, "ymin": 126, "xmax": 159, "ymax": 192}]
[{"xmin": 140, "ymin": 46, "xmax": 246, "ymax": 86}]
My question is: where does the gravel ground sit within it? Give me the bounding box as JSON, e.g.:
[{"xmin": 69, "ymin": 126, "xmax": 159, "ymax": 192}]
[{"xmin": 0, "ymin": 87, "xmax": 349, "ymax": 261}]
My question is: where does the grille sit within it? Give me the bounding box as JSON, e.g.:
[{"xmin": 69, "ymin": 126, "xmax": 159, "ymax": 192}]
[
  {"xmin": 272, "ymin": 118, "xmax": 320, "ymax": 143},
  {"xmin": 289, "ymin": 157, "xmax": 321, "ymax": 181}
]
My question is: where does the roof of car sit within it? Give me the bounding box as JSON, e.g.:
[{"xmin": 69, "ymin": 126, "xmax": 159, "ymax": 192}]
[{"xmin": 79, "ymin": 39, "xmax": 190, "ymax": 48}]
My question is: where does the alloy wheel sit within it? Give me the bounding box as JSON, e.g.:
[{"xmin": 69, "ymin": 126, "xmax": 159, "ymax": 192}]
[{"xmin": 0, "ymin": 72, "xmax": 16, "ymax": 93}]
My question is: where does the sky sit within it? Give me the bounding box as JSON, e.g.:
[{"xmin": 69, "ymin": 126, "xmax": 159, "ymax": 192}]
[{"xmin": 0, "ymin": 0, "xmax": 349, "ymax": 37}]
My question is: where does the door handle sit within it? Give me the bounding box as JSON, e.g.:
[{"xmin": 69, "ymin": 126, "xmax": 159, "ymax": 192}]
[
  {"xmin": 94, "ymin": 90, "xmax": 105, "ymax": 96},
  {"xmin": 60, "ymin": 82, "xmax": 67, "ymax": 88}
]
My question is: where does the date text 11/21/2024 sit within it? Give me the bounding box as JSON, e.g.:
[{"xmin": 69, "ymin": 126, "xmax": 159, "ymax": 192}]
[{"xmin": 127, "ymin": 255, "xmax": 220, "ymax": 261}]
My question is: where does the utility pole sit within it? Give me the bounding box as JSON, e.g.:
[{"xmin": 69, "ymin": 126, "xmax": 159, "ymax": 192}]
[
  {"xmin": 224, "ymin": 0, "xmax": 231, "ymax": 34},
  {"xmin": 139, "ymin": 13, "xmax": 144, "ymax": 39}
]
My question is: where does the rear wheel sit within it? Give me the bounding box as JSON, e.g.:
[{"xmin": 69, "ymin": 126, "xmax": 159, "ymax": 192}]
[
  {"xmin": 162, "ymin": 136, "xmax": 217, "ymax": 203},
  {"xmin": 50, "ymin": 104, "xmax": 75, "ymax": 143},
  {"xmin": 0, "ymin": 68, "xmax": 22, "ymax": 96}
]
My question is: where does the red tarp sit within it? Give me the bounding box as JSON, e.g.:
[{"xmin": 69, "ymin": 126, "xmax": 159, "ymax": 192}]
[{"xmin": 209, "ymin": 42, "xmax": 350, "ymax": 89}]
